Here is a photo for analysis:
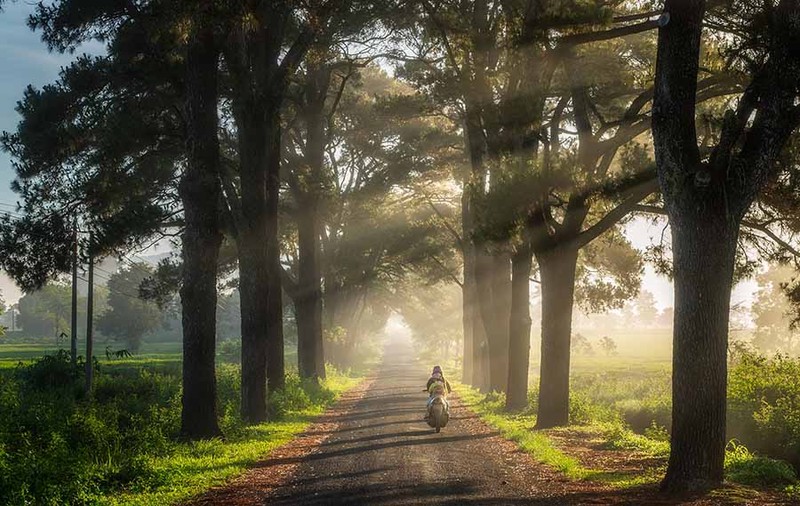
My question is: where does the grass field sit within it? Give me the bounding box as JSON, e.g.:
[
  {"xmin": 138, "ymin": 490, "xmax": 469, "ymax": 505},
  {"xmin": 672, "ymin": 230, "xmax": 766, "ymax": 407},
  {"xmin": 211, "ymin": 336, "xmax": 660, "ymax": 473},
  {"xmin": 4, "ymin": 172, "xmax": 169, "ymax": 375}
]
[
  {"xmin": 0, "ymin": 338, "xmax": 307, "ymax": 371},
  {"xmin": 0, "ymin": 336, "xmax": 360, "ymax": 505},
  {"xmin": 0, "ymin": 340, "xmax": 183, "ymax": 368},
  {"xmin": 447, "ymin": 328, "xmax": 800, "ymax": 498}
]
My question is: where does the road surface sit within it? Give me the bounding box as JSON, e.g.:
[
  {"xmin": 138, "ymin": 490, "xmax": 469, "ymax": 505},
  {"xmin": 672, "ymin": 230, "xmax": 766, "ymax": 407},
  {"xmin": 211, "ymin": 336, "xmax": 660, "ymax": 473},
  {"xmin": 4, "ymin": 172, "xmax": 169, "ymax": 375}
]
[{"xmin": 190, "ymin": 339, "xmax": 763, "ymax": 505}]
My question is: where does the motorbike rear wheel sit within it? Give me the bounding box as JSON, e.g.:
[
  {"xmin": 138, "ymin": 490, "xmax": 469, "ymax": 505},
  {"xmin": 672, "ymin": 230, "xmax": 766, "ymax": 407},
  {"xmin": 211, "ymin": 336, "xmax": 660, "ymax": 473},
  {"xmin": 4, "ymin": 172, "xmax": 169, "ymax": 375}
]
[{"xmin": 432, "ymin": 404, "xmax": 443, "ymax": 433}]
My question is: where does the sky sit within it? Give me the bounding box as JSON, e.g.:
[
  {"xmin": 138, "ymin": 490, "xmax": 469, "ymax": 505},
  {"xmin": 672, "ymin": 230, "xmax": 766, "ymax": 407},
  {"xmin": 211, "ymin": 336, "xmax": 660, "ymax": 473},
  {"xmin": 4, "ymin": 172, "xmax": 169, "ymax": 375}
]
[{"xmin": 0, "ymin": 2, "xmax": 758, "ymax": 314}]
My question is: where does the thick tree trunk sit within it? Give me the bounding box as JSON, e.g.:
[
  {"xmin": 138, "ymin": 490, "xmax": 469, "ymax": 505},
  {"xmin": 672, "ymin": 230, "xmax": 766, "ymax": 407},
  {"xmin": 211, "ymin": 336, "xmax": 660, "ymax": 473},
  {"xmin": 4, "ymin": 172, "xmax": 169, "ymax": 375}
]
[
  {"xmin": 474, "ymin": 249, "xmax": 512, "ymax": 392},
  {"xmin": 237, "ymin": 107, "xmax": 271, "ymax": 423},
  {"xmin": 238, "ymin": 234, "xmax": 269, "ymax": 422},
  {"xmin": 461, "ymin": 255, "xmax": 475, "ymax": 384},
  {"xmin": 180, "ymin": 23, "xmax": 222, "ymax": 439},
  {"xmin": 265, "ymin": 106, "xmax": 285, "ymax": 394},
  {"xmin": 661, "ymin": 217, "xmax": 738, "ymax": 492},
  {"xmin": 535, "ymin": 246, "xmax": 579, "ymax": 428},
  {"xmin": 461, "ymin": 190, "xmax": 475, "ymax": 384},
  {"xmin": 473, "ymin": 249, "xmax": 497, "ymax": 389},
  {"xmin": 296, "ymin": 206, "xmax": 325, "ymax": 381},
  {"xmin": 236, "ymin": 96, "xmax": 285, "ymax": 423},
  {"xmin": 506, "ymin": 241, "xmax": 533, "ymax": 411},
  {"xmin": 472, "ymin": 305, "xmax": 490, "ymax": 391},
  {"xmin": 490, "ymin": 254, "xmax": 511, "ymax": 391}
]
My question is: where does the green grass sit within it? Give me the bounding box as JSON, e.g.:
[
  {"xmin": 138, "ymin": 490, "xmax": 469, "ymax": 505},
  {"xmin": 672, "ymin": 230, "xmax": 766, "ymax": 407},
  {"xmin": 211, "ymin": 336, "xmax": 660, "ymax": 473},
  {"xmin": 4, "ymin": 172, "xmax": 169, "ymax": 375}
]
[
  {"xmin": 725, "ymin": 440, "xmax": 798, "ymax": 488},
  {"xmin": 0, "ymin": 340, "xmax": 184, "ymax": 368},
  {"xmin": 454, "ymin": 382, "xmax": 587, "ymax": 479},
  {"xmin": 0, "ymin": 345, "xmax": 364, "ymax": 505},
  {"xmin": 455, "ymin": 381, "xmax": 671, "ymax": 487},
  {"xmin": 458, "ymin": 348, "xmax": 800, "ymax": 495},
  {"xmin": 0, "ymin": 339, "xmax": 301, "ymax": 372},
  {"xmin": 101, "ymin": 372, "xmax": 361, "ymax": 506}
]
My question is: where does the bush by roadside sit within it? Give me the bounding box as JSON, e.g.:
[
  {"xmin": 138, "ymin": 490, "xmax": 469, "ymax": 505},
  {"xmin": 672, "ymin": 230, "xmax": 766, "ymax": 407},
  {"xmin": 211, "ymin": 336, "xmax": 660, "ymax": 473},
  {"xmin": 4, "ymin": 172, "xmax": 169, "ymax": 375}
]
[{"xmin": 0, "ymin": 351, "xmax": 361, "ymax": 505}]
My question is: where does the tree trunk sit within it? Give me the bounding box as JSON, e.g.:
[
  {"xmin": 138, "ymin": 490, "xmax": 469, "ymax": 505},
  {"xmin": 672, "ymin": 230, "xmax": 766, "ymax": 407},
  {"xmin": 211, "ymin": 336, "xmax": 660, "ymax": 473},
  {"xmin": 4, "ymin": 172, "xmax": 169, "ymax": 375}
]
[
  {"xmin": 238, "ymin": 235, "xmax": 269, "ymax": 422},
  {"xmin": 490, "ymin": 254, "xmax": 512, "ymax": 392},
  {"xmin": 236, "ymin": 106, "xmax": 271, "ymax": 423},
  {"xmin": 506, "ymin": 241, "xmax": 532, "ymax": 411},
  {"xmin": 474, "ymin": 249, "xmax": 511, "ymax": 392},
  {"xmin": 661, "ymin": 216, "xmax": 738, "ymax": 492},
  {"xmin": 472, "ymin": 306, "xmax": 490, "ymax": 391},
  {"xmin": 535, "ymin": 246, "xmax": 579, "ymax": 428},
  {"xmin": 296, "ymin": 205, "xmax": 325, "ymax": 381},
  {"xmin": 265, "ymin": 104, "xmax": 285, "ymax": 394},
  {"xmin": 461, "ymin": 254, "xmax": 475, "ymax": 384},
  {"xmin": 179, "ymin": 22, "xmax": 222, "ymax": 439},
  {"xmin": 461, "ymin": 190, "xmax": 475, "ymax": 384}
]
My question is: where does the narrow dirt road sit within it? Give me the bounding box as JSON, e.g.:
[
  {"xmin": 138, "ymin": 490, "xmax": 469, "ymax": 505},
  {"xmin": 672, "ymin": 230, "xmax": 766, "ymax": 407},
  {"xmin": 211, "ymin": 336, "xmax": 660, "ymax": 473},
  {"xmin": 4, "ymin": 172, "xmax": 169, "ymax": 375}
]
[
  {"xmin": 189, "ymin": 339, "xmax": 785, "ymax": 505},
  {"xmin": 258, "ymin": 341, "xmax": 584, "ymax": 505},
  {"xmin": 191, "ymin": 339, "xmax": 606, "ymax": 505}
]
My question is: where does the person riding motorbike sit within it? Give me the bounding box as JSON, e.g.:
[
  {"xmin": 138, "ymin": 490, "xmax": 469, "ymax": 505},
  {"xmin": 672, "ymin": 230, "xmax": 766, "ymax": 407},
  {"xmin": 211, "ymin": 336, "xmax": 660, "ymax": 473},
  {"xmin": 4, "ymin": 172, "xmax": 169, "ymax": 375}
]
[{"xmin": 424, "ymin": 365, "xmax": 451, "ymax": 420}]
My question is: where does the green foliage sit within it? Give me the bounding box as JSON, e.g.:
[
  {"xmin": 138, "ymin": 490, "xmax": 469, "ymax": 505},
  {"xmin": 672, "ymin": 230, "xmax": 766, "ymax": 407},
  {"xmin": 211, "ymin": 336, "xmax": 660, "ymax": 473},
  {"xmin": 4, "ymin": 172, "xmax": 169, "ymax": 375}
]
[
  {"xmin": 575, "ymin": 231, "xmax": 644, "ymax": 313},
  {"xmin": 725, "ymin": 440, "xmax": 798, "ymax": 488},
  {"xmin": 269, "ymin": 374, "xmax": 337, "ymax": 419},
  {"xmin": 0, "ymin": 351, "xmax": 180, "ymax": 505},
  {"xmin": 97, "ymin": 264, "xmax": 162, "ymax": 352},
  {"xmin": 750, "ymin": 265, "xmax": 800, "ymax": 354},
  {"xmin": 728, "ymin": 347, "xmax": 800, "ymax": 469},
  {"xmin": 17, "ymin": 283, "xmax": 73, "ymax": 339},
  {"xmin": 454, "ymin": 383, "xmax": 586, "ymax": 479},
  {"xmin": 464, "ymin": 353, "xmax": 800, "ymax": 492},
  {"xmin": 216, "ymin": 339, "xmax": 241, "ymax": 364},
  {"xmin": 0, "ymin": 351, "xmax": 360, "ymax": 505},
  {"xmin": 397, "ymin": 280, "xmax": 462, "ymax": 359}
]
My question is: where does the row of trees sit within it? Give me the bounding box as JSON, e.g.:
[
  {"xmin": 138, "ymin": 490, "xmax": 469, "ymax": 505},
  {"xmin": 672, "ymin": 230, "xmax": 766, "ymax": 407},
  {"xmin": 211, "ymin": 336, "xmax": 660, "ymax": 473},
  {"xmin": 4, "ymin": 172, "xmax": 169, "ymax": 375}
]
[
  {"xmin": 402, "ymin": 0, "xmax": 800, "ymax": 493},
  {"xmin": 11, "ymin": 264, "xmax": 162, "ymax": 351},
  {"xmin": 0, "ymin": 0, "xmax": 458, "ymax": 435},
  {"xmin": 1, "ymin": 0, "xmax": 800, "ymax": 495}
]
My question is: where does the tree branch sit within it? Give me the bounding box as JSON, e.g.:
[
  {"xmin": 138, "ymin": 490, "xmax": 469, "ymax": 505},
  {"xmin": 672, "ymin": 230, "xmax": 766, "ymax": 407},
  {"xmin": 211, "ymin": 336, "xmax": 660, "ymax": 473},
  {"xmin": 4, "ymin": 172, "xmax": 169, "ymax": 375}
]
[{"xmin": 573, "ymin": 177, "xmax": 659, "ymax": 249}]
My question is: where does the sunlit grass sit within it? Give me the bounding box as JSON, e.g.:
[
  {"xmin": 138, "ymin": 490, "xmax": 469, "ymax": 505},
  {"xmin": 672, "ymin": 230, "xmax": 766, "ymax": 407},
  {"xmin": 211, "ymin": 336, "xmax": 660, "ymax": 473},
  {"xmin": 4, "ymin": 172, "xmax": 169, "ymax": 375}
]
[
  {"xmin": 0, "ymin": 342, "xmax": 363, "ymax": 505},
  {"xmin": 100, "ymin": 372, "xmax": 361, "ymax": 506},
  {"xmin": 454, "ymin": 382, "xmax": 587, "ymax": 479},
  {"xmin": 457, "ymin": 371, "xmax": 800, "ymax": 496}
]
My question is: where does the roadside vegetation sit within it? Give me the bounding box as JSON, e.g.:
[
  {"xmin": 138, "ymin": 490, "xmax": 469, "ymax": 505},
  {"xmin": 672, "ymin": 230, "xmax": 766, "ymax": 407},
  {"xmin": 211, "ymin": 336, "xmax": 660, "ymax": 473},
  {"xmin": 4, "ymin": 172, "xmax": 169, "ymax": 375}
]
[
  {"xmin": 453, "ymin": 343, "xmax": 800, "ymax": 497},
  {"xmin": 0, "ymin": 350, "xmax": 362, "ymax": 505}
]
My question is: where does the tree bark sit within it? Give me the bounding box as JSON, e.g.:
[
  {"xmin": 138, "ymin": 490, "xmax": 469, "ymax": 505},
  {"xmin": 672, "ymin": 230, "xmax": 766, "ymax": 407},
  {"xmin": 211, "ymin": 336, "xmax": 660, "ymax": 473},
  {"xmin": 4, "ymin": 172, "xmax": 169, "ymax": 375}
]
[
  {"xmin": 535, "ymin": 246, "xmax": 579, "ymax": 428},
  {"xmin": 662, "ymin": 214, "xmax": 737, "ymax": 492},
  {"xmin": 236, "ymin": 105, "xmax": 271, "ymax": 423},
  {"xmin": 293, "ymin": 65, "xmax": 328, "ymax": 382},
  {"xmin": 461, "ymin": 249, "xmax": 475, "ymax": 384},
  {"xmin": 650, "ymin": 0, "xmax": 724, "ymax": 490},
  {"xmin": 472, "ymin": 301, "xmax": 490, "ymax": 391},
  {"xmin": 179, "ymin": 20, "xmax": 222, "ymax": 439},
  {"xmin": 296, "ymin": 205, "xmax": 325, "ymax": 381},
  {"xmin": 490, "ymin": 254, "xmax": 512, "ymax": 392},
  {"xmin": 506, "ymin": 240, "xmax": 533, "ymax": 411},
  {"xmin": 651, "ymin": 0, "xmax": 800, "ymax": 492},
  {"xmin": 461, "ymin": 190, "xmax": 475, "ymax": 384},
  {"xmin": 474, "ymin": 248, "xmax": 511, "ymax": 392},
  {"xmin": 265, "ymin": 104, "xmax": 285, "ymax": 395}
]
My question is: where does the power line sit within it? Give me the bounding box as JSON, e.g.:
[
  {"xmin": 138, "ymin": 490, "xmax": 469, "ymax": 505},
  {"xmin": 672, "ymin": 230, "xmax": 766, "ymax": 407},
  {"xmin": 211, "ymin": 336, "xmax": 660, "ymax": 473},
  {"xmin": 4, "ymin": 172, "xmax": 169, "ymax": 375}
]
[{"xmin": 78, "ymin": 274, "xmax": 144, "ymax": 302}]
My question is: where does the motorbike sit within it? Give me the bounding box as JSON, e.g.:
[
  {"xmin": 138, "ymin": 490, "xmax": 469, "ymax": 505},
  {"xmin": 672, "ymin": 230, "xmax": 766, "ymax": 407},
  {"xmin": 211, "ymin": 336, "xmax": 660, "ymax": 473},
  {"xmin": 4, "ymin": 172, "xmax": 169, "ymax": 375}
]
[{"xmin": 424, "ymin": 386, "xmax": 450, "ymax": 433}]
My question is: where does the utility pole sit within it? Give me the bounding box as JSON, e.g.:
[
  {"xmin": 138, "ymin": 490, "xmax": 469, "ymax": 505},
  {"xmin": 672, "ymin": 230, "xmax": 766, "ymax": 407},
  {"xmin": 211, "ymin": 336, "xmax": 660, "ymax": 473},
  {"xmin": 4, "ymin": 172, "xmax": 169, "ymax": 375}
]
[
  {"xmin": 85, "ymin": 233, "xmax": 94, "ymax": 395},
  {"xmin": 70, "ymin": 219, "xmax": 78, "ymax": 364}
]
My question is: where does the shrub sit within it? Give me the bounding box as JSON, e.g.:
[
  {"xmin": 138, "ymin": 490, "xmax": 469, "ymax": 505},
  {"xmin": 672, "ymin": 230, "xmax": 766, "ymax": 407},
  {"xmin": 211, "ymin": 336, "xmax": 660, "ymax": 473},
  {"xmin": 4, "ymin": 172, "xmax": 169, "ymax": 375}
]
[
  {"xmin": 728, "ymin": 350, "xmax": 800, "ymax": 470},
  {"xmin": 725, "ymin": 440, "xmax": 797, "ymax": 487},
  {"xmin": 0, "ymin": 353, "xmax": 218, "ymax": 503},
  {"xmin": 217, "ymin": 339, "xmax": 241, "ymax": 364}
]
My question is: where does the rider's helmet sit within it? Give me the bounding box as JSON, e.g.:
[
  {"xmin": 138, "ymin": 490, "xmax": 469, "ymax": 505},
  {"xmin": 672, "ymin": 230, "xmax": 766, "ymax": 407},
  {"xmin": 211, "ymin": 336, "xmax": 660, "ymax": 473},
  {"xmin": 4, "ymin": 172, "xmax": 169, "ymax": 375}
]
[{"xmin": 432, "ymin": 365, "xmax": 442, "ymax": 375}]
